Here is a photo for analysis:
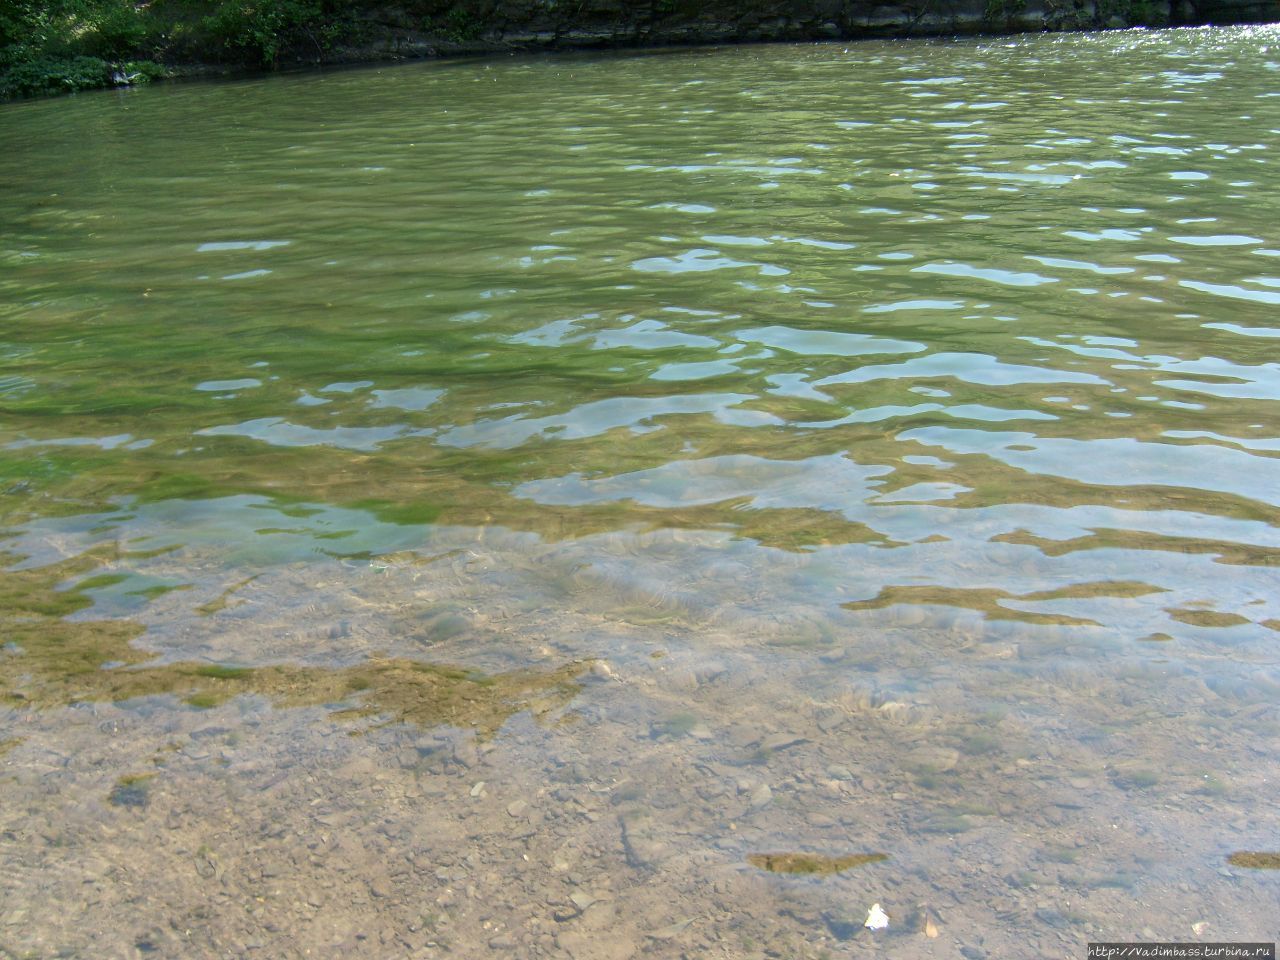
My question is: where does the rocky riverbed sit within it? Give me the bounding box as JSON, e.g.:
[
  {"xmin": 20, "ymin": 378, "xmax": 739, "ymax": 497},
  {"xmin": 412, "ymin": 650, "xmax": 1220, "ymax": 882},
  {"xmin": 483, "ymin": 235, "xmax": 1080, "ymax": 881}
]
[{"xmin": 3, "ymin": 527, "xmax": 1276, "ymax": 958}]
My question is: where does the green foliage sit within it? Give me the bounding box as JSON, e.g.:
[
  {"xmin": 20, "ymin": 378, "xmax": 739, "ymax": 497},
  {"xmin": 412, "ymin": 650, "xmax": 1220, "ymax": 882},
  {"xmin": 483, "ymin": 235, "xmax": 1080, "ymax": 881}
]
[
  {"xmin": 201, "ymin": 0, "xmax": 351, "ymax": 67},
  {"xmin": 1094, "ymin": 0, "xmax": 1169, "ymax": 26},
  {"xmin": 0, "ymin": 0, "xmax": 170, "ymax": 97},
  {"xmin": 1, "ymin": 0, "xmax": 158, "ymax": 62},
  {"xmin": 421, "ymin": 3, "xmax": 487, "ymax": 42},
  {"xmin": 0, "ymin": 0, "xmax": 354, "ymax": 97},
  {"xmin": 122, "ymin": 58, "xmax": 169, "ymax": 80},
  {"xmin": 0, "ymin": 55, "xmax": 113, "ymax": 97},
  {"xmin": 983, "ymin": 0, "xmax": 1026, "ymax": 27},
  {"xmin": 76, "ymin": 3, "xmax": 156, "ymax": 57}
]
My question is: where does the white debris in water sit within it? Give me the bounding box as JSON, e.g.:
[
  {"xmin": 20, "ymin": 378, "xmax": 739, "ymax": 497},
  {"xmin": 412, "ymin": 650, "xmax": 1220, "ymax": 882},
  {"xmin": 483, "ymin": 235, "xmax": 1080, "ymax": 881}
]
[{"xmin": 865, "ymin": 903, "xmax": 890, "ymax": 931}]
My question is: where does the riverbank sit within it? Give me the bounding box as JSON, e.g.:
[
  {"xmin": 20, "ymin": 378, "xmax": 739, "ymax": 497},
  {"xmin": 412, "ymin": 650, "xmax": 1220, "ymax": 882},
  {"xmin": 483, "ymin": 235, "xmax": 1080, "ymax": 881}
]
[{"xmin": 2, "ymin": 0, "xmax": 1276, "ymax": 100}]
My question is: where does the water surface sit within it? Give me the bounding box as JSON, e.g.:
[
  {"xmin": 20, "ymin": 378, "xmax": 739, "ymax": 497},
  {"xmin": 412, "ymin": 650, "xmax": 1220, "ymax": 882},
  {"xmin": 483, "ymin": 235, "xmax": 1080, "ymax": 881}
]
[{"xmin": 2, "ymin": 25, "xmax": 1279, "ymax": 958}]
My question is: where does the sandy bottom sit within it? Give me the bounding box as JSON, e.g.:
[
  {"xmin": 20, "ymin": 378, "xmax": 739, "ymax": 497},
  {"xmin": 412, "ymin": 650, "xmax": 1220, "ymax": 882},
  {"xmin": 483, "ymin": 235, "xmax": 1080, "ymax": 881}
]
[{"xmin": 2, "ymin": 524, "xmax": 1279, "ymax": 959}]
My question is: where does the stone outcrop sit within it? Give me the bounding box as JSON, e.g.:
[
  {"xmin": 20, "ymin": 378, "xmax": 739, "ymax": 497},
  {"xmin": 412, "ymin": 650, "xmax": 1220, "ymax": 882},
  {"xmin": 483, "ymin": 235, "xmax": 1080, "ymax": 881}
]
[{"xmin": 351, "ymin": 0, "xmax": 1280, "ymax": 60}]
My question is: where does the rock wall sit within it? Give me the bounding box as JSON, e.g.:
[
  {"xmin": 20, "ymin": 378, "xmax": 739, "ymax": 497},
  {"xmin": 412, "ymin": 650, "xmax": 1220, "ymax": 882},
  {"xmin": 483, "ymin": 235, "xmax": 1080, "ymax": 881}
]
[{"xmin": 355, "ymin": 0, "xmax": 1280, "ymax": 59}]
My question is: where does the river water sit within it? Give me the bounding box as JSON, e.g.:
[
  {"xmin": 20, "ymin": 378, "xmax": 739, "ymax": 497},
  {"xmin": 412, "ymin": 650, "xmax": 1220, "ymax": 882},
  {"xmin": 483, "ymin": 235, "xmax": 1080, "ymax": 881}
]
[{"xmin": 2, "ymin": 24, "xmax": 1279, "ymax": 958}]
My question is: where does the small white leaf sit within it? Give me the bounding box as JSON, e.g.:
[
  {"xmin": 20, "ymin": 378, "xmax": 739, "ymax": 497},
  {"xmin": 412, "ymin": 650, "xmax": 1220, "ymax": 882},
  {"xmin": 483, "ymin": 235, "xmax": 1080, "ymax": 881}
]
[{"xmin": 865, "ymin": 903, "xmax": 890, "ymax": 931}]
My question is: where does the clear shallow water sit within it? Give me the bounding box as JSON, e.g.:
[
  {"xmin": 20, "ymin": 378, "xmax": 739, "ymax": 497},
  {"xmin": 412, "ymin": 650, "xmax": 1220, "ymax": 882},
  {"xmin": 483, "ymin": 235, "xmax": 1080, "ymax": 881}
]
[{"xmin": 2, "ymin": 25, "xmax": 1279, "ymax": 958}]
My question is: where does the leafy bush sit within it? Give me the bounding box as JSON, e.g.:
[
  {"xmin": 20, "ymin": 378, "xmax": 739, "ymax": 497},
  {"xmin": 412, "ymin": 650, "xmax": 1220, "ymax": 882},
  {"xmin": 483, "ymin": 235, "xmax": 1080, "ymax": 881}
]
[
  {"xmin": 0, "ymin": 0, "xmax": 361, "ymax": 96},
  {"xmin": 0, "ymin": 0, "xmax": 181, "ymax": 97},
  {"xmin": 0, "ymin": 55, "xmax": 112, "ymax": 97},
  {"xmin": 983, "ymin": 0, "xmax": 1027, "ymax": 28},
  {"xmin": 74, "ymin": 3, "xmax": 158, "ymax": 58},
  {"xmin": 201, "ymin": 0, "xmax": 351, "ymax": 66},
  {"xmin": 422, "ymin": 4, "xmax": 487, "ymax": 42},
  {"xmin": 0, "ymin": 54, "xmax": 166, "ymax": 97}
]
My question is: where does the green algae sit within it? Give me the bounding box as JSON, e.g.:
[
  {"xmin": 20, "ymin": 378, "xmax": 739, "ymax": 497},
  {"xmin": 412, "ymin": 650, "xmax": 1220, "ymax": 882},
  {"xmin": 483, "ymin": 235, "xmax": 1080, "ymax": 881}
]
[
  {"xmin": 844, "ymin": 580, "xmax": 1167, "ymax": 626},
  {"xmin": 845, "ymin": 584, "xmax": 1096, "ymax": 626},
  {"xmin": 195, "ymin": 576, "xmax": 258, "ymax": 616},
  {"xmin": 127, "ymin": 583, "xmax": 192, "ymax": 600},
  {"xmin": 960, "ymin": 732, "xmax": 1000, "ymax": 756},
  {"xmin": 76, "ymin": 573, "xmax": 131, "ymax": 591},
  {"xmin": 747, "ymin": 852, "xmax": 888, "ymax": 876},
  {"xmin": 189, "ymin": 664, "xmax": 253, "ymax": 680},
  {"xmin": 993, "ymin": 528, "xmax": 1280, "ymax": 568},
  {"xmin": 1168, "ymin": 608, "xmax": 1252, "ymax": 629},
  {"xmin": 1112, "ymin": 768, "xmax": 1161, "ymax": 790},
  {"xmin": 108, "ymin": 773, "xmax": 156, "ymax": 808},
  {"xmin": 1, "ymin": 554, "xmax": 586, "ymax": 736},
  {"xmin": 921, "ymin": 815, "xmax": 974, "ymax": 834},
  {"xmin": 1227, "ymin": 852, "xmax": 1280, "ymax": 870},
  {"xmin": 653, "ymin": 712, "xmax": 699, "ymax": 738}
]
